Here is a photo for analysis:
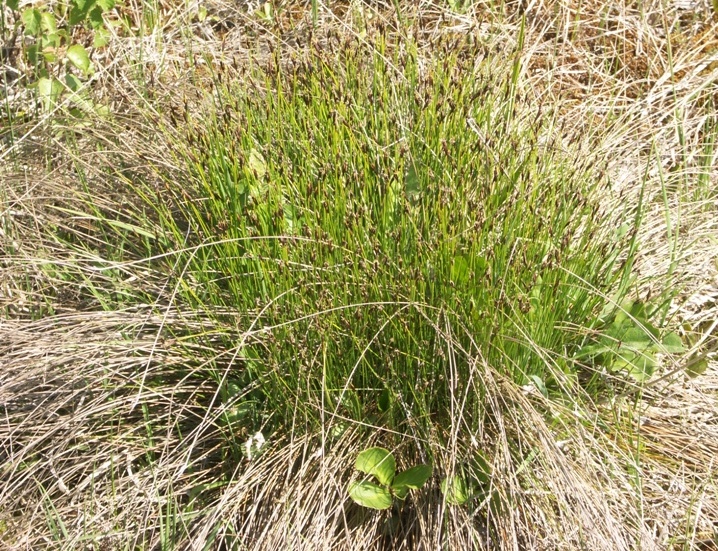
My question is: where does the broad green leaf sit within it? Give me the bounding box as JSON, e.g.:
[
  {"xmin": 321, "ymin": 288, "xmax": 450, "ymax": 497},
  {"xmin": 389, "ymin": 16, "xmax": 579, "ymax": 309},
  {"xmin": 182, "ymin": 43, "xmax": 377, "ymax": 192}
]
[
  {"xmin": 661, "ymin": 332, "xmax": 684, "ymax": 353},
  {"xmin": 472, "ymin": 452, "xmax": 492, "ymax": 486},
  {"xmin": 348, "ymin": 481, "xmax": 393, "ymax": 510},
  {"xmin": 685, "ymin": 356, "xmax": 708, "ymax": 378},
  {"xmin": 391, "ymin": 464, "xmax": 432, "ymax": 499},
  {"xmin": 611, "ymin": 352, "xmax": 655, "ymax": 381},
  {"xmin": 44, "ymin": 32, "xmax": 61, "ymax": 48},
  {"xmin": 93, "ymin": 26, "xmax": 110, "ymax": 48},
  {"xmin": 96, "ymin": 0, "xmax": 115, "ymax": 10},
  {"xmin": 221, "ymin": 401, "xmax": 254, "ymax": 428},
  {"xmin": 355, "ymin": 447, "xmax": 395, "ymax": 487},
  {"xmin": 22, "ymin": 8, "xmax": 42, "ymax": 35},
  {"xmin": 65, "ymin": 73, "xmax": 83, "ymax": 92},
  {"xmin": 41, "ymin": 11, "xmax": 57, "ymax": 33},
  {"xmin": 451, "ymin": 255, "xmax": 469, "ymax": 285},
  {"xmin": 575, "ymin": 343, "xmax": 613, "ymax": 359},
  {"xmin": 527, "ymin": 375, "xmax": 548, "ymax": 398},
  {"xmin": 404, "ymin": 161, "xmax": 421, "ymax": 203},
  {"xmin": 88, "ymin": 5, "xmax": 104, "ymax": 28},
  {"xmin": 37, "ymin": 77, "xmax": 63, "ymax": 111},
  {"xmin": 42, "ymin": 50, "xmax": 58, "ymax": 63},
  {"xmin": 282, "ymin": 202, "xmax": 299, "ymax": 234},
  {"xmin": 613, "ymin": 300, "xmax": 632, "ymax": 325},
  {"xmin": 329, "ymin": 422, "xmax": 348, "ymax": 440},
  {"xmin": 225, "ymin": 380, "xmax": 243, "ymax": 399},
  {"xmin": 248, "ymin": 148, "xmax": 267, "ymax": 178},
  {"xmin": 69, "ymin": 0, "xmax": 96, "ymax": 25},
  {"xmin": 619, "ymin": 326, "xmax": 653, "ymax": 351},
  {"xmin": 441, "ymin": 475, "xmax": 470, "ymax": 505},
  {"xmin": 67, "ymin": 44, "xmax": 92, "ymax": 74},
  {"xmin": 26, "ymin": 44, "xmax": 40, "ymax": 66},
  {"xmin": 473, "ymin": 255, "xmax": 489, "ymax": 277},
  {"xmin": 629, "ymin": 301, "xmax": 648, "ymax": 320}
]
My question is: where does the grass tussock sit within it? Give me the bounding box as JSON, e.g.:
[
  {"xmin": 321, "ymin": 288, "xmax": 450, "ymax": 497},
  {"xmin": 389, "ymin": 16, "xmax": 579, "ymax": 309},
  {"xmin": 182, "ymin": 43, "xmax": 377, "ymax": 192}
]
[{"xmin": 1, "ymin": 1, "xmax": 717, "ymax": 549}]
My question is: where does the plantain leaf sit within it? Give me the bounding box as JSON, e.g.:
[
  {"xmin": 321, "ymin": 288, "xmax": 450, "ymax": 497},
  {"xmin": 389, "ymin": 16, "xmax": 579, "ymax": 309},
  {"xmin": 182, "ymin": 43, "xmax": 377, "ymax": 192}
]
[
  {"xmin": 355, "ymin": 447, "xmax": 395, "ymax": 487},
  {"xmin": 37, "ymin": 77, "xmax": 64, "ymax": 111},
  {"xmin": 441, "ymin": 475, "xmax": 471, "ymax": 506},
  {"xmin": 348, "ymin": 481, "xmax": 393, "ymax": 510},
  {"xmin": 391, "ymin": 464, "xmax": 432, "ymax": 500},
  {"xmin": 611, "ymin": 352, "xmax": 655, "ymax": 381},
  {"xmin": 685, "ymin": 355, "xmax": 709, "ymax": 378},
  {"xmin": 472, "ymin": 452, "xmax": 492, "ymax": 486},
  {"xmin": 661, "ymin": 332, "xmax": 684, "ymax": 354}
]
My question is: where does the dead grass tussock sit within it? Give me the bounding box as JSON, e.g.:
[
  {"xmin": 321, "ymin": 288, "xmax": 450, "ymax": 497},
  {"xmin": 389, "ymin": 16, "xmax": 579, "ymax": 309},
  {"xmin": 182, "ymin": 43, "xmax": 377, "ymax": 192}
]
[{"xmin": 1, "ymin": 308, "xmax": 667, "ymax": 549}]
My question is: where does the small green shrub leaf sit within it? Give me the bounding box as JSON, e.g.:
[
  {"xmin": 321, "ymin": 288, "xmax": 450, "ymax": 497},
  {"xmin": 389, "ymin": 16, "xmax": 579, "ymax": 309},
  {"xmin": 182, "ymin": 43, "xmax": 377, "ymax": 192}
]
[
  {"xmin": 65, "ymin": 73, "xmax": 82, "ymax": 93},
  {"xmin": 348, "ymin": 481, "xmax": 393, "ymax": 510},
  {"xmin": 611, "ymin": 352, "xmax": 655, "ymax": 381},
  {"xmin": 37, "ymin": 77, "xmax": 63, "ymax": 111},
  {"xmin": 40, "ymin": 11, "xmax": 58, "ymax": 33},
  {"xmin": 93, "ymin": 26, "xmax": 111, "ymax": 48},
  {"xmin": 391, "ymin": 464, "xmax": 432, "ymax": 499},
  {"xmin": 67, "ymin": 44, "xmax": 93, "ymax": 74},
  {"xmin": 618, "ymin": 327, "xmax": 653, "ymax": 351},
  {"xmin": 22, "ymin": 8, "xmax": 42, "ymax": 35},
  {"xmin": 355, "ymin": 447, "xmax": 395, "ymax": 486},
  {"xmin": 527, "ymin": 375, "xmax": 548, "ymax": 398},
  {"xmin": 88, "ymin": 5, "xmax": 104, "ymax": 28},
  {"xmin": 441, "ymin": 475, "xmax": 470, "ymax": 505},
  {"xmin": 7, "ymin": 0, "xmax": 19, "ymax": 11},
  {"xmin": 575, "ymin": 343, "xmax": 613, "ymax": 359},
  {"xmin": 404, "ymin": 161, "xmax": 421, "ymax": 203},
  {"xmin": 96, "ymin": 0, "xmax": 115, "ymax": 10},
  {"xmin": 73, "ymin": 0, "xmax": 93, "ymax": 11},
  {"xmin": 44, "ymin": 32, "xmax": 61, "ymax": 48},
  {"xmin": 69, "ymin": 0, "xmax": 96, "ymax": 25}
]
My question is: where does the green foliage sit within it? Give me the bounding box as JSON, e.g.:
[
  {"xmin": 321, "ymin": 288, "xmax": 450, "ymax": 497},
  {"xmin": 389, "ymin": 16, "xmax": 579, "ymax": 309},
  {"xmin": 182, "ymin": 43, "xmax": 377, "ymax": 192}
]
[
  {"xmin": 152, "ymin": 39, "xmax": 648, "ymax": 441},
  {"xmin": 348, "ymin": 447, "xmax": 432, "ymax": 510},
  {"xmin": 76, "ymin": 35, "xmax": 692, "ymax": 499},
  {"xmin": 355, "ymin": 447, "xmax": 396, "ymax": 487},
  {"xmin": 440, "ymin": 452, "xmax": 493, "ymax": 506},
  {"xmin": 6, "ymin": 0, "xmax": 114, "ymax": 113},
  {"xmin": 576, "ymin": 300, "xmax": 685, "ymax": 381},
  {"xmin": 441, "ymin": 475, "xmax": 471, "ymax": 506}
]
